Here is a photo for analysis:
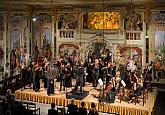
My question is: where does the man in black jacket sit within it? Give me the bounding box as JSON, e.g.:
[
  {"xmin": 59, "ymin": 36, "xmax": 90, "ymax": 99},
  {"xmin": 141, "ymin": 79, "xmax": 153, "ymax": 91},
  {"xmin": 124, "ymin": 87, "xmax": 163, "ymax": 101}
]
[
  {"xmin": 48, "ymin": 103, "xmax": 59, "ymax": 115},
  {"xmin": 67, "ymin": 98, "xmax": 78, "ymax": 115}
]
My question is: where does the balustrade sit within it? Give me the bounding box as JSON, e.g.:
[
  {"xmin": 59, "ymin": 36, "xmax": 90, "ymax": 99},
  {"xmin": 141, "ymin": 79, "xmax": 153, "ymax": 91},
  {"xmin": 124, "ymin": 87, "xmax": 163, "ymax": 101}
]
[
  {"xmin": 126, "ymin": 31, "xmax": 141, "ymax": 40},
  {"xmin": 59, "ymin": 29, "xmax": 75, "ymax": 38}
]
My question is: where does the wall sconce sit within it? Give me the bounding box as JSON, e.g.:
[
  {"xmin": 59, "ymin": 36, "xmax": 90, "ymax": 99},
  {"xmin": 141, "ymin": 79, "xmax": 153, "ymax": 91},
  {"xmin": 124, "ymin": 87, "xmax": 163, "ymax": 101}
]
[{"xmin": 32, "ymin": 17, "xmax": 37, "ymax": 22}]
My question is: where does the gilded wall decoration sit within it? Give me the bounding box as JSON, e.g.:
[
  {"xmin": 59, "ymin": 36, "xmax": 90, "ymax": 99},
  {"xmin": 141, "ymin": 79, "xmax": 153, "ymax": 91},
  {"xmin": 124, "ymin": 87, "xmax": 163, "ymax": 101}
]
[
  {"xmin": 124, "ymin": 12, "xmax": 143, "ymax": 31},
  {"xmin": 83, "ymin": 12, "xmax": 120, "ymax": 29}
]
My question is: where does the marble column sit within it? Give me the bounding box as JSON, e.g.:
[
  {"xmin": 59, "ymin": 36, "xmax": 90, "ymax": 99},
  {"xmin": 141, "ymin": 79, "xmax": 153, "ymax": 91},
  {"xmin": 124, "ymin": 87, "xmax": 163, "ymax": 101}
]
[
  {"xmin": 7, "ymin": 12, "xmax": 11, "ymax": 71},
  {"xmin": 51, "ymin": 16, "xmax": 55, "ymax": 59},
  {"xmin": 4, "ymin": 14, "xmax": 7, "ymax": 71}
]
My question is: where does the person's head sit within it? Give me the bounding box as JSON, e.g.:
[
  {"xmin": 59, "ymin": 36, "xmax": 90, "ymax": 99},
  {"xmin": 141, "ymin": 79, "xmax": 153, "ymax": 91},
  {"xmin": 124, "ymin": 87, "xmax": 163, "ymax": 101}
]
[
  {"xmin": 91, "ymin": 102, "xmax": 95, "ymax": 109},
  {"xmin": 7, "ymin": 89, "xmax": 11, "ymax": 95},
  {"xmin": 81, "ymin": 101, "xmax": 85, "ymax": 107},
  {"xmin": 51, "ymin": 103, "xmax": 55, "ymax": 109},
  {"xmin": 61, "ymin": 107, "xmax": 65, "ymax": 114},
  {"xmin": 71, "ymin": 98, "xmax": 75, "ymax": 105}
]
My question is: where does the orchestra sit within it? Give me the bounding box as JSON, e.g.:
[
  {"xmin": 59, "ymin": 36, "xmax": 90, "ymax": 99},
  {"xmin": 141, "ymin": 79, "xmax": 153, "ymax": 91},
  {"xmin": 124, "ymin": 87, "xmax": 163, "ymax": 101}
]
[{"xmin": 7, "ymin": 47, "xmax": 160, "ymax": 104}]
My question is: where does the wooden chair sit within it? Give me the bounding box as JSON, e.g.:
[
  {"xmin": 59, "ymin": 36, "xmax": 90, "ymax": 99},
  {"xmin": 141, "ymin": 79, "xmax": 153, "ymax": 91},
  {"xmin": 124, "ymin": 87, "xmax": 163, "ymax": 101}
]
[{"xmin": 27, "ymin": 102, "xmax": 40, "ymax": 115}]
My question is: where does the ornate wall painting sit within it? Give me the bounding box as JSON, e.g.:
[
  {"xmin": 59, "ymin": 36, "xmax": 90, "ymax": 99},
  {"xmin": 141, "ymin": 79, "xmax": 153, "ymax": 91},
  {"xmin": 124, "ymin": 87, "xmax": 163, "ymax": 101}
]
[
  {"xmin": 83, "ymin": 12, "xmax": 120, "ymax": 30},
  {"xmin": 33, "ymin": 15, "xmax": 52, "ymax": 49},
  {"xmin": 59, "ymin": 44, "xmax": 79, "ymax": 57},
  {"xmin": 10, "ymin": 16, "xmax": 27, "ymax": 50},
  {"xmin": 86, "ymin": 38, "xmax": 113, "ymax": 61},
  {"xmin": 154, "ymin": 31, "xmax": 165, "ymax": 64},
  {"xmin": 43, "ymin": 27, "xmax": 51, "ymax": 49},
  {"xmin": 120, "ymin": 47, "xmax": 142, "ymax": 66},
  {"xmin": 124, "ymin": 12, "xmax": 143, "ymax": 31},
  {"xmin": 11, "ymin": 31, "xmax": 21, "ymax": 49},
  {"xmin": 58, "ymin": 14, "xmax": 78, "ymax": 29},
  {"xmin": 151, "ymin": 13, "xmax": 165, "ymax": 26}
]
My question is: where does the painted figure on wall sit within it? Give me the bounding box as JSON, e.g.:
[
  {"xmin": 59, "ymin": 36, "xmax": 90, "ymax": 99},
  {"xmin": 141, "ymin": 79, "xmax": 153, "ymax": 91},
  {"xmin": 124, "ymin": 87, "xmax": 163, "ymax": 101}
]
[
  {"xmin": 10, "ymin": 50, "xmax": 17, "ymax": 71},
  {"xmin": 59, "ymin": 44, "xmax": 79, "ymax": 58},
  {"xmin": 84, "ymin": 12, "xmax": 120, "ymax": 29},
  {"xmin": 124, "ymin": 12, "xmax": 143, "ymax": 31},
  {"xmin": 120, "ymin": 47, "xmax": 142, "ymax": 68},
  {"xmin": 58, "ymin": 14, "xmax": 78, "ymax": 30}
]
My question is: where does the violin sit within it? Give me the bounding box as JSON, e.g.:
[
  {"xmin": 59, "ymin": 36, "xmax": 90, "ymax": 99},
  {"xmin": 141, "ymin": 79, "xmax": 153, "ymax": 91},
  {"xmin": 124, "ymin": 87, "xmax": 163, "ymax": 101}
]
[{"xmin": 105, "ymin": 80, "xmax": 115, "ymax": 93}]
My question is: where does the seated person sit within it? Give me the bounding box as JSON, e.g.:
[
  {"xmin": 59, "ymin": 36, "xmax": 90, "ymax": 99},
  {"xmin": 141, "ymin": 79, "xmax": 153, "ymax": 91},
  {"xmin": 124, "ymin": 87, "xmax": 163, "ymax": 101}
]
[
  {"xmin": 128, "ymin": 83, "xmax": 143, "ymax": 103},
  {"xmin": 48, "ymin": 103, "xmax": 59, "ymax": 115},
  {"xmin": 106, "ymin": 78, "xmax": 116, "ymax": 103},
  {"xmin": 67, "ymin": 98, "xmax": 78, "ymax": 115},
  {"xmin": 88, "ymin": 103, "xmax": 98, "ymax": 115},
  {"xmin": 78, "ymin": 101, "xmax": 87, "ymax": 115}
]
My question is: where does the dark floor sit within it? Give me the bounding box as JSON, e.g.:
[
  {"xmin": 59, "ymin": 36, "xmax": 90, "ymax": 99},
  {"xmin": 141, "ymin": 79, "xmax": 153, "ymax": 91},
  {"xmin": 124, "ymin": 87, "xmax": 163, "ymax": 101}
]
[{"xmin": 152, "ymin": 91, "xmax": 165, "ymax": 115}]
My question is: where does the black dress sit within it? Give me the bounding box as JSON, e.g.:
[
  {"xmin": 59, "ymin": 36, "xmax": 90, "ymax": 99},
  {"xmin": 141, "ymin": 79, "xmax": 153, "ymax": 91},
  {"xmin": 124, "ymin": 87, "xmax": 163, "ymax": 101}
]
[{"xmin": 34, "ymin": 69, "xmax": 40, "ymax": 91}]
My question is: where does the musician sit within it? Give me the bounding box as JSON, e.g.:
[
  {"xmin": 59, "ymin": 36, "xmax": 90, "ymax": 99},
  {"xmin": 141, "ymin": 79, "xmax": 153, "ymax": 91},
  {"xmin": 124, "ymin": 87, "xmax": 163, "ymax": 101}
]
[
  {"xmin": 106, "ymin": 78, "xmax": 116, "ymax": 103},
  {"xmin": 46, "ymin": 61, "xmax": 56, "ymax": 96},
  {"xmin": 99, "ymin": 59, "xmax": 105, "ymax": 81},
  {"xmin": 106, "ymin": 62, "xmax": 113, "ymax": 89},
  {"xmin": 65, "ymin": 62, "xmax": 72, "ymax": 87},
  {"xmin": 115, "ymin": 71, "xmax": 121, "ymax": 93},
  {"xmin": 154, "ymin": 60, "xmax": 162, "ymax": 81},
  {"xmin": 60, "ymin": 62, "xmax": 66, "ymax": 91},
  {"xmin": 74, "ymin": 62, "xmax": 84, "ymax": 92},
  {"xmin": 126, "ymin": 59, "xmax": 138, "ymax": 91},
  {"xmin": 27, "ymin": 61, "xmax": 34, "ymax": 87},
  {"xmin": 86, "ymin": 58, "xmax": 94, "ymax": 83},
  {"xmin": 93, "ymin": 59, "xmax": 100, "ymax": 87},
  {"xmin": 112, "ymin": 62, "xmax": 117, "ymax": 77},
  {"xmin": 20, "ymin": 62, "xmax": 28, "ymax": 90},
  {"xmin": 128, "ymin": 80, "xmax": 143, "ymax": 103},
  {"xmin": 34, "ymin": 61, "xmax": 41, "ymax": 92},
  {"xmin": 143, "ymin": 63, "xmax": 152, "ymax": 92},
  {"xmin": 42, "ymin": 57, "xmax": 49, "ymax": 88}
]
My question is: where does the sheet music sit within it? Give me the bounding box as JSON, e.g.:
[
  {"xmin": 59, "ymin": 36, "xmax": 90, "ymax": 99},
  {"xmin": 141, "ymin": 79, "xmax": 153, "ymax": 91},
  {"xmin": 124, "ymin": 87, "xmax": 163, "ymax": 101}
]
[
  {"xmin": 121, "ymin": 80, "xmax": 126, "ymax": 87},
  {"xmin": 98, "ymin": 78, "xmax": 103, "ymax": 86}
]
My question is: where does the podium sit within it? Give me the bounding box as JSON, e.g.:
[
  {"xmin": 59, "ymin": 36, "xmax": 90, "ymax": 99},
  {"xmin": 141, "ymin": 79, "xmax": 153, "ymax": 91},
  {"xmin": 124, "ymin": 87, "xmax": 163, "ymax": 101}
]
[{"xmin": 66, "ymin": 90, "xmax": 89, "ymax": 100}]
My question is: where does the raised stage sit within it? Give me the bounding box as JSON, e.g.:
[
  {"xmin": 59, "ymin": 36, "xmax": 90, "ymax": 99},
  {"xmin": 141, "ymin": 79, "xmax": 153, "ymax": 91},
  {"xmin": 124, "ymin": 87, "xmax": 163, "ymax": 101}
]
[{"xmin": 15, "ymin": 80, "xmax": 157, "ymax": 115}]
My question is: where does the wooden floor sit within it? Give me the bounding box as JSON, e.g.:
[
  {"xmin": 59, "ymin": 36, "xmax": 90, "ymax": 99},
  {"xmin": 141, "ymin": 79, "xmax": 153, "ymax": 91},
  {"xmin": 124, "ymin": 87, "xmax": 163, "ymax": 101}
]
[{"xmin": 15, "ymin": 79, "xmax": 158, "ymax": 114}]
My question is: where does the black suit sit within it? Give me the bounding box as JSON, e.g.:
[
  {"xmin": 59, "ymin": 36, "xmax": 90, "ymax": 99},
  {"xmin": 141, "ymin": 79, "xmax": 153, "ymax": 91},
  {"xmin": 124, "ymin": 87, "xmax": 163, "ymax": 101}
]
[
  {"xmin": 78, "ymin": 107, "xmax": 87, "ymax": 115},
  {"xmin": 48, "ymin": 108, "xmax": 59, "ymax": 115},
  {"xmin": 67, "ymin": 104, "xmax": 78, "ymax": 115}
]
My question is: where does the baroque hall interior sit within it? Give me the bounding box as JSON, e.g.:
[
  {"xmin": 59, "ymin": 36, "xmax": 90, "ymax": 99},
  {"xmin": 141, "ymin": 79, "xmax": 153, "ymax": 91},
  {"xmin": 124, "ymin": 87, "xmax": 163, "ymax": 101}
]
[{"xmin": 0, "ymin": 0, "xmax": 165, "ymax": 115}]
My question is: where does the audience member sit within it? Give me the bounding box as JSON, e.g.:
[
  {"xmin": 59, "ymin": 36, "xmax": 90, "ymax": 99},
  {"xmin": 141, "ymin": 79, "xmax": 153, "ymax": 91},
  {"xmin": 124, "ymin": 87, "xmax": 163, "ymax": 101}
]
[
  {"xmin": 48, "ymin": 103, "xmax": 59, "ymax": 115},
  {"xmin": 59, "ymin": 107, "xmax": 66, "ymax": 115},
  {"xmin": 78, "ymin": 101, "xmax": 87, "ymax": 115},
  {"xmin": 67, "ymin": 98, "xmax": 78, "ymax": 115},
  {"xmin": 88, "ymin": 103, "xmax": 98, "ymax": 115}
]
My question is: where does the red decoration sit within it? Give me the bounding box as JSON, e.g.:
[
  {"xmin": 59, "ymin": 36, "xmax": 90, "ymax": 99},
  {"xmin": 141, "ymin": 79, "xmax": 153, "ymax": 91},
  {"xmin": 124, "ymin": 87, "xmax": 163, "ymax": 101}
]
[{"xmin": 0, "ymin": 47, "xmax": 4, "ymax": 61}]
